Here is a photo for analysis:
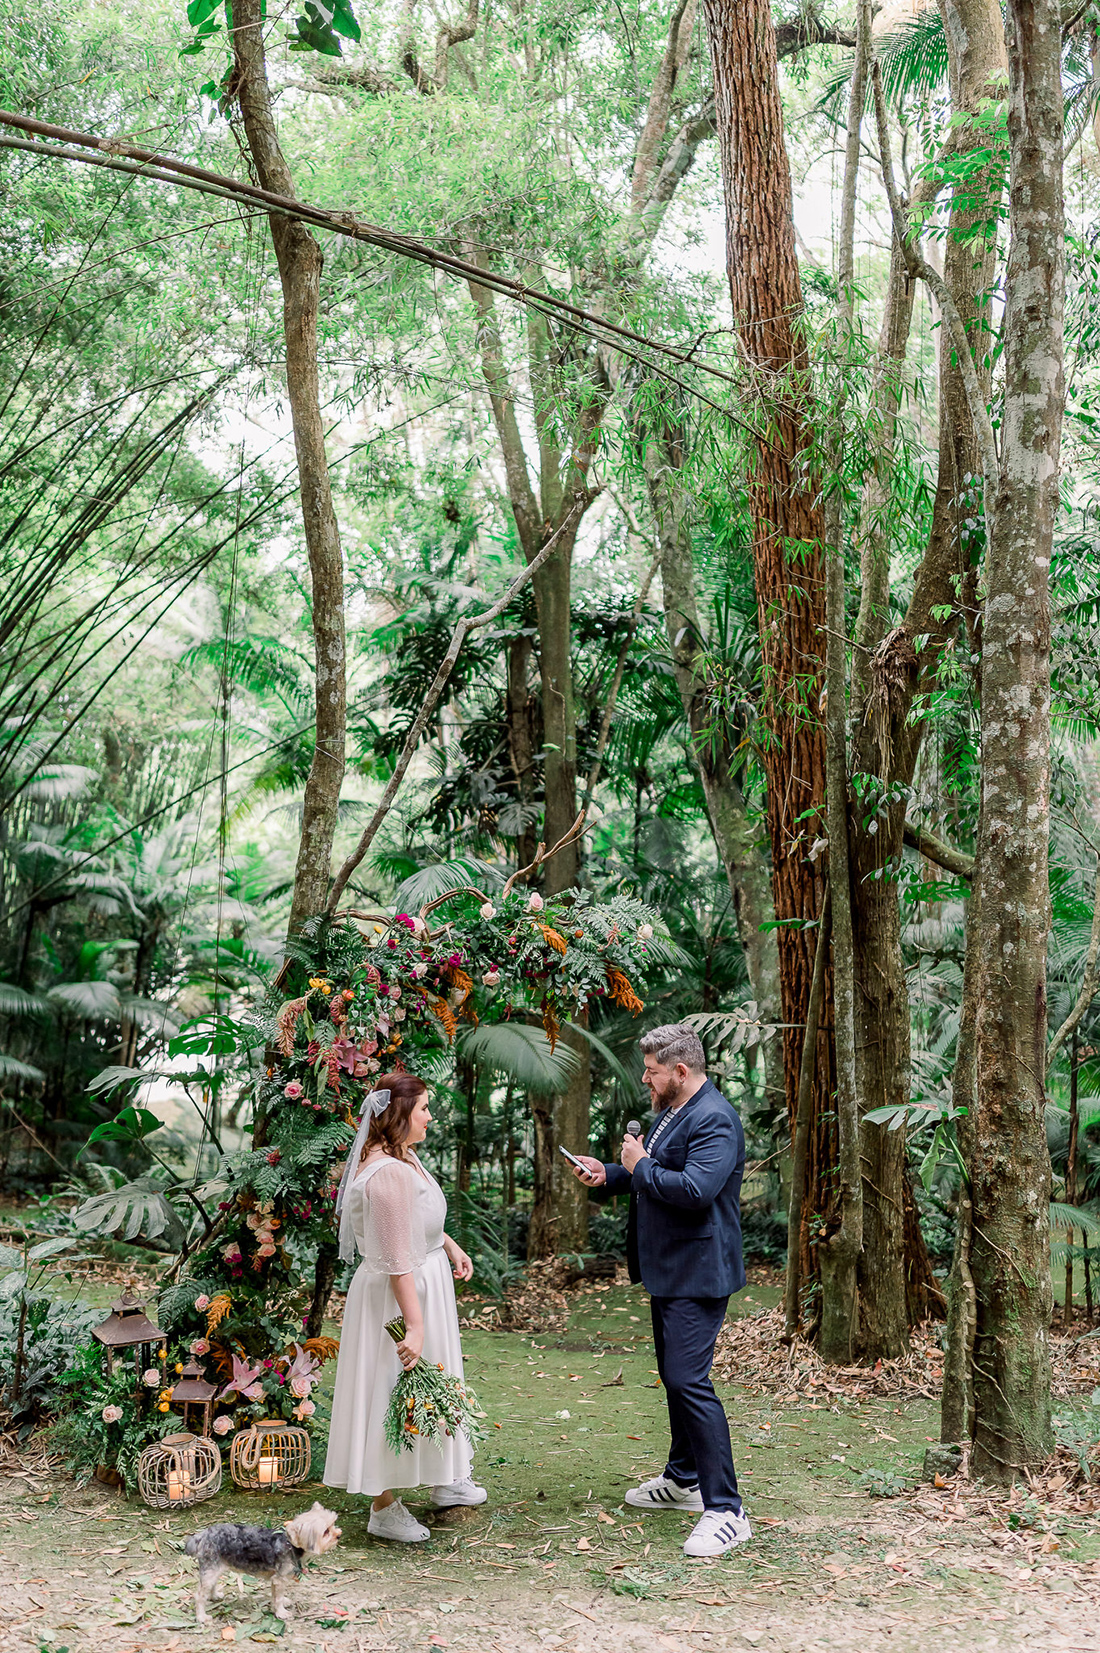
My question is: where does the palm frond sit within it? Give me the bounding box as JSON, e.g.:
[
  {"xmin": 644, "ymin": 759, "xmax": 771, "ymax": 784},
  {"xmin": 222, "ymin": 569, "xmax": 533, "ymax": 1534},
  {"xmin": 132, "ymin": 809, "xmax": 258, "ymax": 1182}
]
[
  {"xmin": 457, "ymin": 1021, "xmax": 579, "ymax": 1094},
  {"xmin": 1050, "ymin": 1200, "xmax": 1100, "ymax": 1240},
  {"xmin": 391, "ymin": 856, "xmax": 504, "ymax": 912},
  {"xmin": 0, "ymin": 1052, "xmax": 45, "ymax": 1081},
  {"xmin": 47, "ymin": 981, "xmax": 121, "ymax": 1020},
  {"xmin": 817, "ymin": 10, "xmax": 950, "ymax": 119},
  {"xmin": 0, "ymin": 982, "xmax": 48, "ymax": 1015}
]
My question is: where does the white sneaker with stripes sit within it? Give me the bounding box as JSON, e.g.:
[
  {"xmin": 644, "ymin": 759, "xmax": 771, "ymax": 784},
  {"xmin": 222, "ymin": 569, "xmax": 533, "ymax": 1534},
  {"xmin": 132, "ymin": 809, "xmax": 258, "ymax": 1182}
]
[
  {"xmin": 683, "ymin": 1508, "xmax": 752, "ymax": 1557},
  {"xmin": 624, "ymin": 1474, "xmax": 705, "ymax": 1513}
]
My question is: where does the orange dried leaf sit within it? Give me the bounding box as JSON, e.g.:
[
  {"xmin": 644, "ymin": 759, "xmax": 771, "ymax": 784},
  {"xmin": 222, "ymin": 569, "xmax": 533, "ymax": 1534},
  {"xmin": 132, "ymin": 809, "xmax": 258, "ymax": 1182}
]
[
  {"xmin": 430, "ymin": 996, "xmax": 458, "ymax": 1042},
  {"xmin": 302, "ymin": 1335, "xmax": 341, "ymax": 1364},
  {"xmin": 538, "ymin": 924, "xmax": 568, "ymax": 955},
  {"xmin": 606, "ymin": 967, "xmax": 644, "ymax": 1015},
  {"xmin": 205, "ymin": 1293, "xmax": 233, "ymax": 1336}
]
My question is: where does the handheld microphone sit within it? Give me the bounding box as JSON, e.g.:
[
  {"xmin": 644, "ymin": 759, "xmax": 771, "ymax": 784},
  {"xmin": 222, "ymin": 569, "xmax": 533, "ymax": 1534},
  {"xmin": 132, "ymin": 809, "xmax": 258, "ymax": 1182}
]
[{"xmin": 626, "ymin": 1119, "xmax": 643, "ymax": 1139}]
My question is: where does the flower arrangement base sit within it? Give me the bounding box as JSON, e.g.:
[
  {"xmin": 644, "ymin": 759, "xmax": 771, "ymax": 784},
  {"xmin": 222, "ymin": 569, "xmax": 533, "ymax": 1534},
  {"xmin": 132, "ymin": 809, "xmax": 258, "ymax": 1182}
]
[
  {"xmin": 138, "ymin": 1431, "xmax": 222, "ymax": 1509},
  {"xmin": 229, "ymin": 1419, "xmax": 311, "ymax": 1490}
]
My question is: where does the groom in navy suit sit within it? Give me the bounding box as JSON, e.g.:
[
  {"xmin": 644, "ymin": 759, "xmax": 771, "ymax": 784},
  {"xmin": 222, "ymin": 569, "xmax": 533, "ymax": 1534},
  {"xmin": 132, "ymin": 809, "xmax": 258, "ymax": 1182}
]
[{"xmin": 572, "ymin": 1022, "xmax": 750, "ymax": 1558}]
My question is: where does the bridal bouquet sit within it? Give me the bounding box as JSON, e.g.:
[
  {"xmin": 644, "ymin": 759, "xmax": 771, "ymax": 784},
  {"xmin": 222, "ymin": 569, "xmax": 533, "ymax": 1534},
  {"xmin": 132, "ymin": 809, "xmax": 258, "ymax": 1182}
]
[{"xmin": 382, "ymin": 1317, "xmax": 486, "ymax": 1454}]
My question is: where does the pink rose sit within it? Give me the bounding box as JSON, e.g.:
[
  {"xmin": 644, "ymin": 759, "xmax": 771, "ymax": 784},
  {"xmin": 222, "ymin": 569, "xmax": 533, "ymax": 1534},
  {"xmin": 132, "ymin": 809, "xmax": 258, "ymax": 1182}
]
[
  {"xmin": 243, "ymin": 1383, "xmax": 264, "ymax": 1402},
  {"xmin": 213, "ymin": 1415, "xmax": 233, "ymax": 1436},
  {"xmin": 190, "ymin": 1338, "xmax": 210, "ymax": 1356},
  {"xmin": 223, "ymin": 1243, "xmax": 242, "ymax": 1263},
  {"xmin": 483, "ymin": 970, "xmax": 501, "ymax": 987},
  {"xmin": 527, "ymin": 892, "xmax": 544, "ymax": 912},
  {"xmin": 411, "ymin": 962, "xmax": 428, "ymax": 979},
  {"xmin": 101, "ymin": 1404, "xmax": 123, "ymax": 1424},
  {"xmin": 293, "ymin": 1399, "xmax": 316, "ymax": 1420},
  {"xmin": 246, "ymin": 1212, "xmax": 263, "ymax": 1230},
  {"xmin": 389, "ymin": 986, "xmax": 401, "ymax": 1002},
  {"xmin": 290, "ymin": 1375, "xmax": 313, "ymax": 1398},
  {"xmin": 257, "ymin": 1242, "xmax": 277, "ymax": 1258},
  {"xmin": 194, "ymin": 1294, "xmax": 211, "ymax": 1312},
  {"xmin": 283, "ymin": 1081, "xmax": 304, "ymax": 1100},
  {"xmin": 142, "ymin": 1368, "xmax": 160, "ymax": 1387}
]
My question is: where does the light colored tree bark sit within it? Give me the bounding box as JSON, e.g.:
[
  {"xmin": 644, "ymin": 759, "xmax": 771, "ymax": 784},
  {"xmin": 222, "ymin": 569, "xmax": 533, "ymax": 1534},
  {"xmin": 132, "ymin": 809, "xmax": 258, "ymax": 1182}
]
[
  {"xmin": 852, "ymin": 0, "xmax": 1007, "ymax": 1355},
  {"xmin": 968, "ymin": 0, "xmax": 1064, "ymax": 1481},
  {"xmin": 231, "ymin": 0, "xmax": 346, "ymax": 940}
]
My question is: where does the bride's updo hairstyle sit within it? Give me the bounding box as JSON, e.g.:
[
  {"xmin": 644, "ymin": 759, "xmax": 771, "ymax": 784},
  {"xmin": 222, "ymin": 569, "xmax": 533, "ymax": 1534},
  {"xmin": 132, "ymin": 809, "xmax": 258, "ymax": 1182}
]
[{"xmin": 360, "ymin": 1072, "xmax": 429, "ymax": 1163}]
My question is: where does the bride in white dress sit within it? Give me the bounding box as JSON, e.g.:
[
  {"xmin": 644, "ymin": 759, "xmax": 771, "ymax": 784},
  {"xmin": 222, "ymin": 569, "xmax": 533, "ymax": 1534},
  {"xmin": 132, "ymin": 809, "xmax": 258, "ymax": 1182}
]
[{"xmin": 324, "ymin": 1072, "xmax": 487, "ymax": 1542}]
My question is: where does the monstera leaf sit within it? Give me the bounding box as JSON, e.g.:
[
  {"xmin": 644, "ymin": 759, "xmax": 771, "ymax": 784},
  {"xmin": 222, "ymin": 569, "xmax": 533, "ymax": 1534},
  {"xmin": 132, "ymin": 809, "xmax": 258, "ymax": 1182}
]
[{"xmin": 71, "ymin": 1175, "xmax": 187, "ymax": 1249}]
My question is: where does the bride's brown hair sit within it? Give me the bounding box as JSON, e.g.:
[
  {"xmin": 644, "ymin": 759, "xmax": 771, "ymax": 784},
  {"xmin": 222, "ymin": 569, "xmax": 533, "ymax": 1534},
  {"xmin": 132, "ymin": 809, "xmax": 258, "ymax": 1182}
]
[{"xmin": 359, "ymin": 1072, "xmax": 429, "ymax": 1163}]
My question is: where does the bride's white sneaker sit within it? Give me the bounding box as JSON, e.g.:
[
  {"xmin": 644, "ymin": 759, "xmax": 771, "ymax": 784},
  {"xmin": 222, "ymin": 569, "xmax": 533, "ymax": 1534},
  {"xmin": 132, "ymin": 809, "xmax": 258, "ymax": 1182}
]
[
  {"xmin": 368, "ymin": 1498, "xmax": 431, "ymax": 1543},
  {"xmin": 430, "ymin": 1476, "xmax": 488, "ymax": 1508},
  {"xmin": 625, "ymin": 1473, "xmax": 705, "ymax": 1513},
  {"xmin": 683, "ymin": 1508, "xmax": 752, "ymax": 1557}
]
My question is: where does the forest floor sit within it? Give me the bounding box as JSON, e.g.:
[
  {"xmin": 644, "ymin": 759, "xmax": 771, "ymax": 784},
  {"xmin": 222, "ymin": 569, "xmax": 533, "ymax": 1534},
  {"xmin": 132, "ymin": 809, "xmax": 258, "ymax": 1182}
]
[{"xmin": 3, "ymin": 1266, "xmax": 1100, "ymax": 1653}]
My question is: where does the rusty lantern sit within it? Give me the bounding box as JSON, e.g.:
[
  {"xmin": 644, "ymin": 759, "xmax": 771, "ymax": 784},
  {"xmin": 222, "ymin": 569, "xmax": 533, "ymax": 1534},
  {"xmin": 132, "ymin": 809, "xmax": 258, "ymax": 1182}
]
[
  {"xmin": 170, "ymin": 1358, "xmax": 217, "ymax": 1438},
  {"xmin": 91, "ymin": 1291, "xmax": 166, "ymax": 1387}
]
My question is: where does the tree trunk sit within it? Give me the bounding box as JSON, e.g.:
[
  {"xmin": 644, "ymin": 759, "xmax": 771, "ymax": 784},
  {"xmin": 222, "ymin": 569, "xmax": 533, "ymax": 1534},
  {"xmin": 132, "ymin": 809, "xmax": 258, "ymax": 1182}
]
[
  {"xmin": 645, "ymin": 437, "xmax": 782, "ymax": 1119},
  {"xmin": 968, "ymin": 0, "xmax": 1063, "ymax": 1481},
  {"xmin": 703, "ymin": 0, "xmax": 834, "ymax": 1324},
  {"xmin": 233, "ymin": 0, "xmax": 347, "ymax": 940},
  {"xmin": 940, "ymin": 816, "xmax": 981, "ymax": 1447},
  {"xmin": 817, "ymin": 0, "xmax": 870, "ymax": 1365},
  {"xmin": 505, "ymin": 632, "xmax": 539, "ymax": 869},
  {"xmin": 847, "ymin": 0, "xmax": 1007, "ymax": 1355},
  {"xmin": 527, "ymin": 1019, "xmax": 592, "ymax": 1258}
]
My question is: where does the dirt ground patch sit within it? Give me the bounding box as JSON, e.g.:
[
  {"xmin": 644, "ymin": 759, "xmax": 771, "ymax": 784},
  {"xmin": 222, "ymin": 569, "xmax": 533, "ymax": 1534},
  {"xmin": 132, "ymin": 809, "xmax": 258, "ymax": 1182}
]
[{"xmin": 3, "ymin": 1272, "xmax": 1100, "ymax": 1652}]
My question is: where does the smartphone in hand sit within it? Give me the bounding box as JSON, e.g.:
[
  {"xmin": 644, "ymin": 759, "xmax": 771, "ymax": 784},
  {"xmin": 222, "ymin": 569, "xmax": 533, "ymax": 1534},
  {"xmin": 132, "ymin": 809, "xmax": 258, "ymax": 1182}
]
[{"xmin": 559, "ymin": 1144, "xmax": 593, "ymax": 1175}]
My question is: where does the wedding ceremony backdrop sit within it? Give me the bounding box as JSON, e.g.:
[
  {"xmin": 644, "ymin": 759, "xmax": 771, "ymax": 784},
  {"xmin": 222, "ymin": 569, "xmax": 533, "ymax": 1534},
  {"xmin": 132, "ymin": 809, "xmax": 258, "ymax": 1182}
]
[{"xmin": 2, "ymin": 0, "xmax": 1100, "ymax": 1517}]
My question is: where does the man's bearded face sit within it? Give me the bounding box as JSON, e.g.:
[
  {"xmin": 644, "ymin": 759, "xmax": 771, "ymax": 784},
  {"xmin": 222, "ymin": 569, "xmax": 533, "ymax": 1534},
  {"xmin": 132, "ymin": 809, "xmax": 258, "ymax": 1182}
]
[{"xmin": 642, "ymin": 1055, "xmax": 684, "ymax": 1106}]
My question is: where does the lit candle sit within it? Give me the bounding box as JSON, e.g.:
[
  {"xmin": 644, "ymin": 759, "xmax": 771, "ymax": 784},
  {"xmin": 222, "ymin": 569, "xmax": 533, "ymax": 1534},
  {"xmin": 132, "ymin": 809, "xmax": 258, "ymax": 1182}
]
[
  {"xmin": 257, "ymin": 1456, "xmax": 279, "ymax": 1487},
  {"xmin": 167, "ymin": 1469, "xmax": 191, "ymax": 1501}
]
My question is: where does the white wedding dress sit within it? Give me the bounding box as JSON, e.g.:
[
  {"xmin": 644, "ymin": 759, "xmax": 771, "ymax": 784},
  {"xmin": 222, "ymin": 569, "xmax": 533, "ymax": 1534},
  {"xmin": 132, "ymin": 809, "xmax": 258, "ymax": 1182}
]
[{"xmin": 323, "ymin": 1153, "xmax": 474, "ymax": 1497}]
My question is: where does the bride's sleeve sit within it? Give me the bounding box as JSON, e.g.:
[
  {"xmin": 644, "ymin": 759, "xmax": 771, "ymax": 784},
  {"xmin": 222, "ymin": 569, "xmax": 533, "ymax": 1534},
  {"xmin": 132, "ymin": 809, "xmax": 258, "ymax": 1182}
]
[{"xmin": 361, "ymin": 1161, "xmax": 429, "ymax": 1274}]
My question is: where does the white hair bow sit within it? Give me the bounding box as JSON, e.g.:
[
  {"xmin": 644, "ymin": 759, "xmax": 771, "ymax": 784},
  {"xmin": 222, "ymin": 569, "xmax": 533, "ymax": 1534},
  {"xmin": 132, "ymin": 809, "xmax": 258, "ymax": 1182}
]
[{"xmin": 334, "ymin": 1089, "xmax": 391, "ymax": 1264}]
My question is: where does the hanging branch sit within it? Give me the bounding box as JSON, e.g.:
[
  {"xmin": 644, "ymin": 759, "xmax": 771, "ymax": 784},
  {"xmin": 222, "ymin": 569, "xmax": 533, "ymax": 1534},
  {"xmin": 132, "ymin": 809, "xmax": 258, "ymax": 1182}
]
[
  {"xmin": 1048, "ymin": 856, "xmax": 1100, "ymax": 1073},
  {"xmin": 325, "ymin": 504, "xmax": 587, "ymax": 913},
  {"xmin": 0, "ymin": 112, "xmax": 747, "ymax": 414}
]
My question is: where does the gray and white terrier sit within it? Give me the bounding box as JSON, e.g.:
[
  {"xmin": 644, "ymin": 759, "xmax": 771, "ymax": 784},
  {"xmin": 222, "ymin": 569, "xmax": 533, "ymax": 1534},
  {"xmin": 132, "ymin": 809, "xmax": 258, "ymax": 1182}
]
[{"xmin": 185, "ymin": 1501, "xmax": 341, "ymax": 1622}]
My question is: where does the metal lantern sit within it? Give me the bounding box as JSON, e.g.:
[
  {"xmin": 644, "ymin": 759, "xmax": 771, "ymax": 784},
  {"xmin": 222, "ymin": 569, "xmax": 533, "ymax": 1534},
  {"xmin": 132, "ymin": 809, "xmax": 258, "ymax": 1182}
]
[
  {"xmin": 138, "ymin": 1431, "xmax": 222, "ymax": 1510},
  {"xmin": 91, "ymin": 1292, "xmax": 166, "ymax": 1387},
  {"xmin": 229, "ymin": 1419, "xmax": 311, "ymax": 1490},
  {"xmin": 170, "ymin": 1359, "xmax": 217, "ymax": 1436}
]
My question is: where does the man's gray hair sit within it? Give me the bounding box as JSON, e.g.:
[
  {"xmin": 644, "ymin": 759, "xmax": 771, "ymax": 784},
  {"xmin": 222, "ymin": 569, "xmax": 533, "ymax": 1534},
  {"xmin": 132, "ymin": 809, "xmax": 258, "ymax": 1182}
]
[{"xmin": 639, "ymin": 1022, "xmax": 706, "ymax": 1073}]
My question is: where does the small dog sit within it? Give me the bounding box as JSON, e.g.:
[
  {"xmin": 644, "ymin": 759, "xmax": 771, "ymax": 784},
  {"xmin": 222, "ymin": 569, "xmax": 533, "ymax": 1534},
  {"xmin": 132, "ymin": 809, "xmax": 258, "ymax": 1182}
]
[{"xmin": 185, "ymin": 1501, "xmax": 341, "ymax": 1623}]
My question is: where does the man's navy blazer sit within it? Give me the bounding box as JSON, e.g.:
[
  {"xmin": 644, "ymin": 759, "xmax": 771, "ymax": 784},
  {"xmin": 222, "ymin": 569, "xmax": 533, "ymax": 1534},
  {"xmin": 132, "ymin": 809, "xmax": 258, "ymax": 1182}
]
[{"xmin": 599, "ymin": 1079, "xmax": 746, "ymax": 1300}]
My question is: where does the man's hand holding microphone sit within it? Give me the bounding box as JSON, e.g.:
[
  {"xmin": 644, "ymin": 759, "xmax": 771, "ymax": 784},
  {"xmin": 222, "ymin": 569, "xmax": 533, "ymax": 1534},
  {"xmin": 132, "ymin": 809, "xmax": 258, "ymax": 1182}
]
[{"xmin": 567, "ymin": 1119, "xmax": 647, "ymax": 1186}]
